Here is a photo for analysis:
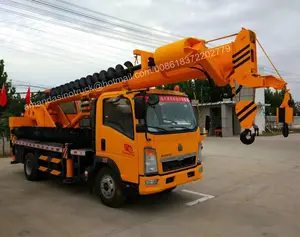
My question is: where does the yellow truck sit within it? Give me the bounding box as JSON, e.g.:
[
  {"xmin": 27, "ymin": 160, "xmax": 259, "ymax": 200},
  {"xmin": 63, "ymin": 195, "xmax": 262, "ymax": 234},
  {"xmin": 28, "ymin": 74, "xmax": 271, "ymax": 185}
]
[{"xmin": 8, "ymin": 28, "xmax": 293, "ymax": 207}]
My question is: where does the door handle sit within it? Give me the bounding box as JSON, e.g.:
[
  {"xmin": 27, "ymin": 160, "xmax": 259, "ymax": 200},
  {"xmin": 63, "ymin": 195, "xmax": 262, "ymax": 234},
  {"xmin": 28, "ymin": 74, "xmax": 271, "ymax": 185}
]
[{"xmin": 101, "ymin": 139, "xmax": 106, "ymax": 151}]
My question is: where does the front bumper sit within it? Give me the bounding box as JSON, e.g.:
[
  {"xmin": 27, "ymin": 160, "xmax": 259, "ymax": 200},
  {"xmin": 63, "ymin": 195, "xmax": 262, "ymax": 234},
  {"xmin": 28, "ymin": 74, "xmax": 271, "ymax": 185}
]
[{"xmin": 139, "ymin": 164, "xmax": 203, "ymax": 195}]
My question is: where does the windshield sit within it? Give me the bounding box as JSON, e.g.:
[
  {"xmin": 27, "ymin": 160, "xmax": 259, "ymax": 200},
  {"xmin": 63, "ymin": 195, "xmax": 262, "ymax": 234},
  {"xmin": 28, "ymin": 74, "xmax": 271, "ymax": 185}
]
[{"xmin": 146, "ymin": 95, "xmax": 197, "ymax": 133}]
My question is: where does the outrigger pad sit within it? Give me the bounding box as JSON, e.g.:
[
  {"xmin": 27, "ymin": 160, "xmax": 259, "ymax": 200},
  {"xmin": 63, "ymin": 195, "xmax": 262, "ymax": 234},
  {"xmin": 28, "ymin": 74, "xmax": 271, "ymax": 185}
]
[
  {"xmin": 276, "ymin": 107, "xmax": 293, "ymax": 124},
  {"xmin": 276, "ymin": 90, "xmax": 294, "ymax": 124},
  {"xmin": 235, "ymin": 100, "xmax": 258, "ymax": 130}
]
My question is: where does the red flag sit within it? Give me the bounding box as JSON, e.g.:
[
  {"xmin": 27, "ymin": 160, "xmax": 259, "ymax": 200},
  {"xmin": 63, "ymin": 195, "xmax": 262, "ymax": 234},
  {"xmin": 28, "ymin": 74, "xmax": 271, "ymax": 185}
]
[
  {"xmin": 25, "ymin": 87, "xmax": 31, "ymax": 105},
  {"xmin": 0, "ymin": 84, "xmax": 7, "ymax": 107}
]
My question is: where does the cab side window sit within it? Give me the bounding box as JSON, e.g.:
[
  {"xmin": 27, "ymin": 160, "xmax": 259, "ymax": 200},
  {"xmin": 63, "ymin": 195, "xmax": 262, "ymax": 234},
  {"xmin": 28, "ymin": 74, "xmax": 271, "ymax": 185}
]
[{"xmin": 103, "ymin": 97, "xmax": 134, "ymax": 139}]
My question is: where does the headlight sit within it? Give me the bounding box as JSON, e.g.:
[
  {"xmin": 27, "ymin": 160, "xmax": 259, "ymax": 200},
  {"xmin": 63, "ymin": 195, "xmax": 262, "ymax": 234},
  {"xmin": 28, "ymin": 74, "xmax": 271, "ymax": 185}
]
[
  {"xmin": 144, "ymin": 148, "xmax": 158, "ymax": 175},
  {"xmin": 197, "ymin": 142, "xmax": 202, "ymax": 164}
]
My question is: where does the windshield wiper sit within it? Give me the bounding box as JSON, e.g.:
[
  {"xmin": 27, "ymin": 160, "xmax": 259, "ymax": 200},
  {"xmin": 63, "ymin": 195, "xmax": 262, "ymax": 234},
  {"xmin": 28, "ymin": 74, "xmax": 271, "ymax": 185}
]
[
  {"xmin": 148, "ymin": 126, "xmax": 169, "ymax": 132},
  {"xmin": 169, "ymin": 126, "xmax": 192, "ymax": 130},
  {"xmin": 163, "ymin": 119, "xmax": 178, "ymax": 124}
]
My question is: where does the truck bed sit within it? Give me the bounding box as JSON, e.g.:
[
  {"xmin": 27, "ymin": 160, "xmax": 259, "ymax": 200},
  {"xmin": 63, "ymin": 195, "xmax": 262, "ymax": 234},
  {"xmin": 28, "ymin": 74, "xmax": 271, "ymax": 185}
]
[{"xmin": 11, "ymin": 126, "xmax": 92, "ymax": 147}]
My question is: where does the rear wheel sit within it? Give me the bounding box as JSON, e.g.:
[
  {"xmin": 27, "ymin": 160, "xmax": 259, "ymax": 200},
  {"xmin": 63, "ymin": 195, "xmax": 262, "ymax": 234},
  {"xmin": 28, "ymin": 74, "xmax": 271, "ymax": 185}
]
[
  {"xmin": 94, "ymin": 167, "xmax": 126, "ymax": 208},
  {"xmin": 24, "ymin": 152, "xmax": 42, "ymax": 181}
]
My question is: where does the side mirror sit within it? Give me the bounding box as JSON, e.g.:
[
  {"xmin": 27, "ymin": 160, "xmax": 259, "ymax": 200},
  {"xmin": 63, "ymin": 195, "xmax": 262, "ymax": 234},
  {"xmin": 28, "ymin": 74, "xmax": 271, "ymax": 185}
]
[
  {"xmin": 147, "ymin": 94, "xmax": 159, "ymax": 106},
  {"xmin": 136, "ymin": 123, "xmax": 146, "ymax": 133},
  {"xmin": 134, "ymin": 97, "xmax": 146, "ymax": 119}
]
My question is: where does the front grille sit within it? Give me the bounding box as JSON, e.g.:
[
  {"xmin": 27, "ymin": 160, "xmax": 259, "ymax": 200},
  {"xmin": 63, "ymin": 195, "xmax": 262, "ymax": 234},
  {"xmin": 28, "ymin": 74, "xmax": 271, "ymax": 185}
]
[{"xmin": 162, "ymin": 155, "xmax": 196, "ymax": 172}]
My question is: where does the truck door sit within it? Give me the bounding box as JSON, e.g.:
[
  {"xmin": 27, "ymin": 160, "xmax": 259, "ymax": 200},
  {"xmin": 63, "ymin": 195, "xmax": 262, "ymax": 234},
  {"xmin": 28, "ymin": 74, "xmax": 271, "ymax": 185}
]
[{"xmin": 95, "ymin": 95, "xmax": 138, "ymax": 184}]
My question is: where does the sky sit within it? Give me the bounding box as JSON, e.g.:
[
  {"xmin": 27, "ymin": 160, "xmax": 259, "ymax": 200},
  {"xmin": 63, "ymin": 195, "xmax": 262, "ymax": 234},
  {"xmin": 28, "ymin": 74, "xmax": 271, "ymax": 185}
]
[{"xmin": 0, "ymin": 0, "xmax": 300, "ymax": 100}]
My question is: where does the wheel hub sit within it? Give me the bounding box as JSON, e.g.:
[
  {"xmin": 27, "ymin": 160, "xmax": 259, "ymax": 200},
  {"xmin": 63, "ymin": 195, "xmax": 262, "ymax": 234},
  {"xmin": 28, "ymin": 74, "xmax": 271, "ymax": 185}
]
[
  {"xmin": 100, "ymin": 175, "xmax": 115, "ymax": 199},
  {"xmin": 25, "ymin": 159, "xmax": 32, "ymax": 175}
]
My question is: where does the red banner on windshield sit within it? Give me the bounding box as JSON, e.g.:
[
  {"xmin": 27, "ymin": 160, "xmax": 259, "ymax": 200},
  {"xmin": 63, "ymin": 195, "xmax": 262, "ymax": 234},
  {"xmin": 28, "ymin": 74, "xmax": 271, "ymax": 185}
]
[
  {"xmin": 159, "ymin": 95, "xmax": 190, "ymax": 102},
  {"xmin": 135, "ymin": 95, "xmax": 190, "ymax": 103}
]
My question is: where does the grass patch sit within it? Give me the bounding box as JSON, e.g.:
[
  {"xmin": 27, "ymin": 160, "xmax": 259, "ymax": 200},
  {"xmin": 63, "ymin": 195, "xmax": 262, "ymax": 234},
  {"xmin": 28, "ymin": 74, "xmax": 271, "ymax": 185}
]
[
  {"xmin": 262, "ymin": 128, "xmax": 300, "ymax": 136},
  {"xmin": 261, "ymin": 131, "xmax": 281, "ymax": 136}
]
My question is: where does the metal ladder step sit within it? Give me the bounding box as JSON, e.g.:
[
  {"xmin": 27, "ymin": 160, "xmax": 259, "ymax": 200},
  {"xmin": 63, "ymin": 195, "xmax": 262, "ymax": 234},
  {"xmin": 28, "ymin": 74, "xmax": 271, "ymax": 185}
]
[
  {"xmin": 39, "ymin": 155, "xmax": 62, "ymax": 164},
  {"xmin": 38, "ymin": 166, "xmax": 62, "ymax": 176}
]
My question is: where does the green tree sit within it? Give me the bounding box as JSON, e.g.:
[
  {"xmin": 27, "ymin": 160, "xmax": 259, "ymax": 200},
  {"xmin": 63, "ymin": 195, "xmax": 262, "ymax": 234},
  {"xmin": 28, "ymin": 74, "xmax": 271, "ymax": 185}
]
[
  {"xmin": 0, "ymin": 59, "xmax": 25, "ymax": 155},
  {"xmin": 30, "ymin": 91, "xmax": 46, "ymax": 103},
  {"xmin": 295, "ymin": 101, "xmax": 300, "ymax": 115},
  {"xmin": 158, "ymin": 78, "xmax": 232, "ymax": 103},
  {"xmin": 264, "ymin": 88, "xmax": 296, "ymax": 115}
]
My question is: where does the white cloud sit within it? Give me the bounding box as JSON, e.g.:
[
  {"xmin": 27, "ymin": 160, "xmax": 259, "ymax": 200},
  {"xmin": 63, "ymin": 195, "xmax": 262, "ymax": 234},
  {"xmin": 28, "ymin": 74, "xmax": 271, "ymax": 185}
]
[{"xmin": 115, "ymin": 0, "xmax": 152, "ymax": 8}]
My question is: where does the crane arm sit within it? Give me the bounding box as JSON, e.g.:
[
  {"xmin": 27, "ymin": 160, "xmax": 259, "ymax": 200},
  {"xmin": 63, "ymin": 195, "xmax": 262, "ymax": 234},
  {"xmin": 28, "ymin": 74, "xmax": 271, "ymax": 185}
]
[{"xmin": 20, "ymin": 27, "xmax": 293, "ymax": 143}]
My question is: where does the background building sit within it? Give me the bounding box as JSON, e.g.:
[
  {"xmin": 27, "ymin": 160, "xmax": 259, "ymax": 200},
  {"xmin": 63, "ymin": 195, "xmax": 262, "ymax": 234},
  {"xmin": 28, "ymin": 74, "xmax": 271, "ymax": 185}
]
[{"xmin": 192, "ymin": 66, "xmax": 268, "ymax": 136}]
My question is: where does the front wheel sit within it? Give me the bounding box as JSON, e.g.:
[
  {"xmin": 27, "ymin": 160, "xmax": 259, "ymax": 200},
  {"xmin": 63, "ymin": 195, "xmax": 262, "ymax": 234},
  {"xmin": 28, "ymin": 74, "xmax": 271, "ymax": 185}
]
[
  {"xmin": 164, "ymin": 186, "xmax": 176, "ymax": 193},
  {"xmin": 94, "ymin": 167, "xmax": 126, "ymax": 208}
]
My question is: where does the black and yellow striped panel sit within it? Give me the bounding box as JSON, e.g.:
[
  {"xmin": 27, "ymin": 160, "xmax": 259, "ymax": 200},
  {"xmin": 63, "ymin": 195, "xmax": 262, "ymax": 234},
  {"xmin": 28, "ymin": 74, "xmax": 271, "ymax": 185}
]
[
  {"xmin": 232, "ymin": 44, "xmax": 252, "ymax": 70},
  {"xmin": 235, "ymin": 100, "xmax": 257, "ymax": 129}
]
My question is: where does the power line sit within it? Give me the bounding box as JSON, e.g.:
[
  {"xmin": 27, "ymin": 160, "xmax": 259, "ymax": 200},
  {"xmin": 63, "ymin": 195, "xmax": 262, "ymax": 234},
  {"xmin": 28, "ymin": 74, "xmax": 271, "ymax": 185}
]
[
  {"xmin": 0, "ymin": 44, "xmax": 112, "ymax": 67},
  {"xmin": 0, "ymin": 31, "xmax": 120, "ymax": 65},
  {"xmin": 0, "ymin": 6, "xmax": 157, "ymax": 50},
  {"xmin": 259, "ymin": 64, "xmax": 300, "ymax": 78},
  {"xmin": 12, "ymin": 84, "xmax": 48, "ymax": 89},
  {"xmin": 28, "ymin": 0, "xmax": 178, "ymax": 42},
  {"xmin": 0, "ymin": 17, "xmax": 133, "ymax": 54},
  {"xmin": 13, "ymin": 79, "xmax": 53, "ymax": 88},
  {"xmin": 0, "ymin": 0, "xmax": 165, "ymax": 48},
  {"xmin": 0, "ymin": 39, "xmax": 116, "ymax": 67},
  {"xmin": 0, "ymin": 8, "xmax": 136, "ymax": 64},
  {"xmin": 3, "ymin": 1, "xmax": 299, "ymax": 89},
  {"xmin": 55, "ymin": 0, "xmax": 184, "ymax": 39},
  {"xmin": 0, "ymin": 19, "xmax": 131, "ymax": 62},
  {"xmin": 0, "ymin": 1, "xmax": 221, "ymax": 63},
  {"xmin": 261, "ymin": 69, "xmax": 300, "ymax": 83}
]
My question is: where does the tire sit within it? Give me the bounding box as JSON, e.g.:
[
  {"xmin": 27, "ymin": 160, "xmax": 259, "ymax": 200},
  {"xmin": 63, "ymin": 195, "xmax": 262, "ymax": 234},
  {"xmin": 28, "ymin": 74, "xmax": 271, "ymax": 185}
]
[
  {"xmin": 94, "ymin": 167, "xmax": 126, "ymax": 208},
  {"xmin": 240, "ymin": 129, "xmax": 255, "ymax": 145},
  {"xmin": 164, "ymin": 187, "xmax": 176, "ymax": 193},
  {"xmin": 282, "ymin": 123, "xmax": 289, "ymax": 137},
  {"xmin": 24, "ymin": 152, "xmax": 42, "ymax": 181}
]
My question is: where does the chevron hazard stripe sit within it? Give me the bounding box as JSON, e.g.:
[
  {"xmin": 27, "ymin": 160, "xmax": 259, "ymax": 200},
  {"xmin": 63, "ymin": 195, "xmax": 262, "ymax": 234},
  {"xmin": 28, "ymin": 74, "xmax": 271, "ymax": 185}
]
[
  {"xmin": 232, "ymin": 44, "xmax": 251, "ymax": 69},
  {"xmin": 235, "ymin": 100, "xmax": 258, "ymax": 129}
]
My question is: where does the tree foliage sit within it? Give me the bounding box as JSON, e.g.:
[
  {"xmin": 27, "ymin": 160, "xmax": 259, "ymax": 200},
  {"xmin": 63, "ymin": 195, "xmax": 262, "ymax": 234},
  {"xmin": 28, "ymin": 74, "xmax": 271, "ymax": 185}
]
[
  {"xmin": 159, "ymin": 79, "xmax": 300, "ymax": 116},
  {"xmin": 0, "ymin": 59, "xmax": 25, "ymax": 140},
  {"xmin": 264, "ymin": 88, "xmax": 299, "ymax": 115},
  {"xmin": 158, "ymin": 79, "xmax": 232, "ymax": 103}
]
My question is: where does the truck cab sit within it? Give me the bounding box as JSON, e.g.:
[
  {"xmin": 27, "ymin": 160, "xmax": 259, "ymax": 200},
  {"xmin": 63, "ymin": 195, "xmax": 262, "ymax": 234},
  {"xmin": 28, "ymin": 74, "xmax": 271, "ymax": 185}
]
[{"xmin": 91, "ymin": 88, "xmax": 203, "ymax": 205}]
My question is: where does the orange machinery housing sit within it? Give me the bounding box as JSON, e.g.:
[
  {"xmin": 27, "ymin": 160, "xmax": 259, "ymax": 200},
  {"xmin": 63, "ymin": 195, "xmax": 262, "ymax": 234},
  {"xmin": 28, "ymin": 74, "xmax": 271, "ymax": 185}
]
[{"xmin": 8, "ymin": 28, "xmax": 293, "ymax": 207}]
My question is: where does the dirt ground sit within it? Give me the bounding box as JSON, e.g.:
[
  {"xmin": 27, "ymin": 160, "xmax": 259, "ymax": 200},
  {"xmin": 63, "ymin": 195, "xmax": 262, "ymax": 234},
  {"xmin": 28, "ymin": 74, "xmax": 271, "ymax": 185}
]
[{"xmin": 0, "ymin": 134, "xmax": 300, "ymax": 237}]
